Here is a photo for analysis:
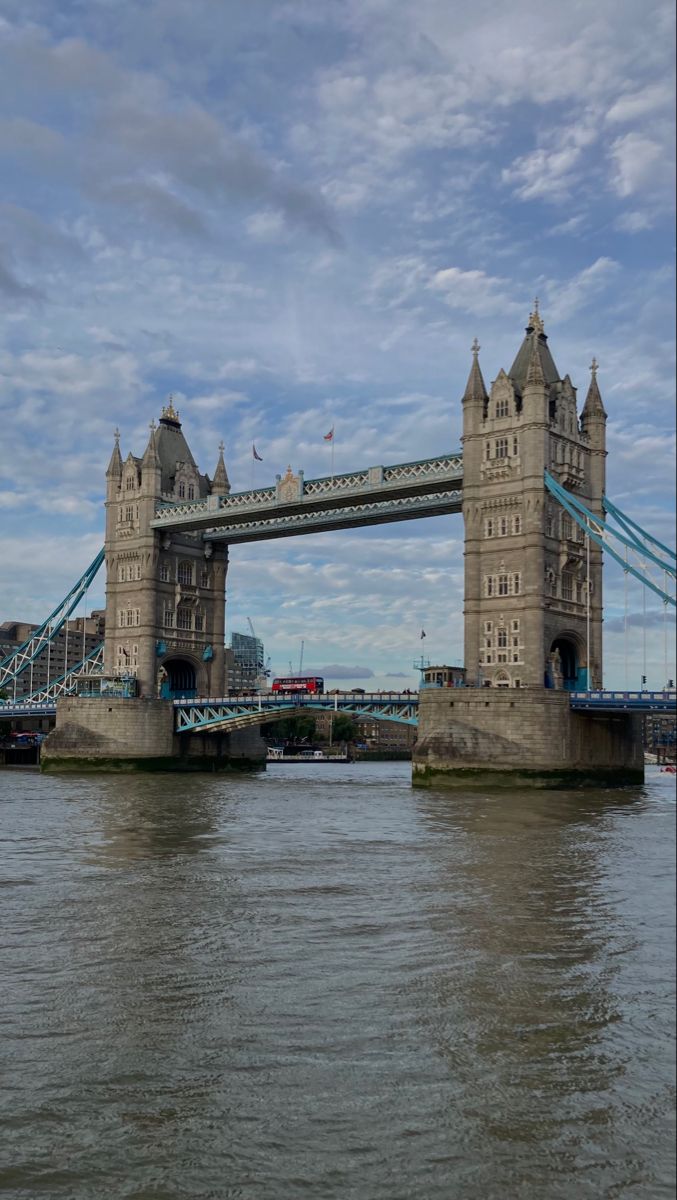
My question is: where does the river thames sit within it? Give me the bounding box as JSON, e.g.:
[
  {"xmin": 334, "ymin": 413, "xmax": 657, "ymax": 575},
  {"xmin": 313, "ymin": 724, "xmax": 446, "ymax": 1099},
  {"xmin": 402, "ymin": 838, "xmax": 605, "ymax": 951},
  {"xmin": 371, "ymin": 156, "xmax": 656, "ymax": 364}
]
[{"xmin": 1, "ymin": 762, "xmax": 674, "ymax": 1199}]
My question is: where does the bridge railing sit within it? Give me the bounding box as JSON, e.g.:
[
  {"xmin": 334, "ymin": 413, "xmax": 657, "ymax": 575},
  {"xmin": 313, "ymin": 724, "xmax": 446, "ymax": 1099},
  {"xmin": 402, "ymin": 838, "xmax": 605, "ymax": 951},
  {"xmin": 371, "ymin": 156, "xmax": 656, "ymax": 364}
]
[
  {"xmin": 153, "ymin": 453, "xmax": 464, "ymax": 524},
  {"xmin": 570, "ymin": 690, "xmax": 675, "ymax": 702}
]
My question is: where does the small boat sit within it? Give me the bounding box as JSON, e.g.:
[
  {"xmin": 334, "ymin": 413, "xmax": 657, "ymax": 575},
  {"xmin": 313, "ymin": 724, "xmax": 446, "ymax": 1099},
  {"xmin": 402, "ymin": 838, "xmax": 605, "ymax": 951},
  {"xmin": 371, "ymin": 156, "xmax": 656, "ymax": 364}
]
[
  {"xmin": 266, "ymin": 746, "xmax": 350, "ymax": 763},
  {"xmin": 660, "ymin": 764, "xmax": 676, "ymax": 774}
]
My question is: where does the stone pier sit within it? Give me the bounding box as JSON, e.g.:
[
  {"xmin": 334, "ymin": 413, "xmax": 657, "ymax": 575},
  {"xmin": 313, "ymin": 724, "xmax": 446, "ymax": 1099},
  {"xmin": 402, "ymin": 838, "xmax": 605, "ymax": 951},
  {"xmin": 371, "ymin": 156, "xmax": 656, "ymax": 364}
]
[
  {"xmin": 412, "ymin": 688, "xmax": 643, "ymax": 788},
  {"xmin": 41, "ymin": 697, "xmax": 266, "ymax": 773}
]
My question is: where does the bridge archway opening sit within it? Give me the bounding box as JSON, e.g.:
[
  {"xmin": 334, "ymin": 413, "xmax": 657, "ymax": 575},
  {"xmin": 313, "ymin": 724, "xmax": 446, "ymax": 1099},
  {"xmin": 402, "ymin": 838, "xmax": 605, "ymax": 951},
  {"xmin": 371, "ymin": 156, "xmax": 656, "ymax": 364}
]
[
  {"xmin": 161, "ymin": 658, "xmax": 197, "ymax": 699},
  {"xmin": 550, "ymin": 637, "xmax": 582, "ymax": 691}
]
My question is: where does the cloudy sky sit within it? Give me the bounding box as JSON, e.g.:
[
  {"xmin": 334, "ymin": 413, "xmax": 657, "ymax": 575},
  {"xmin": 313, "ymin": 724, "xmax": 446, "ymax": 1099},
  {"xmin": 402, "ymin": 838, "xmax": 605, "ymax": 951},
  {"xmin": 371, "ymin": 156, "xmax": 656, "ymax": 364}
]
[{"xmin": 0, "ymin": 0, "xmax": 675, "ymax": 689}]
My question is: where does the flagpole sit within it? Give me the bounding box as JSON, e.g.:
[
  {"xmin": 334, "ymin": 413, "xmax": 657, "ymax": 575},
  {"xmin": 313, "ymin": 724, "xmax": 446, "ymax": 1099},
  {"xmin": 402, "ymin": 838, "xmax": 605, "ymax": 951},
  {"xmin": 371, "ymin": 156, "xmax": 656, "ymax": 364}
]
[{"xmin": 331, "ymin": 425, "xmax": 335, "ymax": 481}]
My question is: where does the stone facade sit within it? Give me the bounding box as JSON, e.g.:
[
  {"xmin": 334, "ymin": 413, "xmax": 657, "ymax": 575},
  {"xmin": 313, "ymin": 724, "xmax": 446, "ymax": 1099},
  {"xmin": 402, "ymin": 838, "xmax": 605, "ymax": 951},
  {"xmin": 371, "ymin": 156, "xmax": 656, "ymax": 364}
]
[
  {"xmin": 462, "ymin": 308, "xmax": 606, "ymax": 690},
  {"xmin": 41, "ymin": 697, "xmax": 266, "ymax": 772},
  {"xmin": 413, "ymin": 687, "xmax": 643, "ymax": 787},
  {"xmin": 104, "ymin": 401, "xmax": 231, "ymax": 699}
]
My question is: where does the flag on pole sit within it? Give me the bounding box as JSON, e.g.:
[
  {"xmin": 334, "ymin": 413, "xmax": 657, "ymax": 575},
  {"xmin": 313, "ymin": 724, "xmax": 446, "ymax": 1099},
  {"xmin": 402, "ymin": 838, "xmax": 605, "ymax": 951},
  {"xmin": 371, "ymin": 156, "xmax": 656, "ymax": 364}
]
[
  {"xmin": 420, "ymin": 629, "xmax": 426, "ymax": 639},
  {"xmin": 252, "ymin": 444, "xmax": 263, "ymax": 461},
  {"xmin": 323, "ymin": 427, "xmax": 334, "ymax": 442}
]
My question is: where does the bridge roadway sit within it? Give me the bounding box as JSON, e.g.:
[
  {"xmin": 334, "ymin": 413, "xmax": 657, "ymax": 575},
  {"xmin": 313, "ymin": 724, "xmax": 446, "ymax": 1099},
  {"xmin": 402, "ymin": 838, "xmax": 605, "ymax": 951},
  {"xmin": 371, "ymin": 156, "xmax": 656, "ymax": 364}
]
[
  {"xmin": 150, "ymin": 453, "xmax": 464, "ymax": 541},
  {"xmin": 1, "ymin": 691, "xmax": 674, "ymax": 727}
]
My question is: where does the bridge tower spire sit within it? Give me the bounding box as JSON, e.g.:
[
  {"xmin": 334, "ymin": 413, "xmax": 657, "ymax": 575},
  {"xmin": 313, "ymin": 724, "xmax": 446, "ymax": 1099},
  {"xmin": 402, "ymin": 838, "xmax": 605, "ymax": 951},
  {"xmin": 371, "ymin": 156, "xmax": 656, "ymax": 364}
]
[{"xmin": 461, "ymin": 308, "xmax": 605, "ymax": 690}]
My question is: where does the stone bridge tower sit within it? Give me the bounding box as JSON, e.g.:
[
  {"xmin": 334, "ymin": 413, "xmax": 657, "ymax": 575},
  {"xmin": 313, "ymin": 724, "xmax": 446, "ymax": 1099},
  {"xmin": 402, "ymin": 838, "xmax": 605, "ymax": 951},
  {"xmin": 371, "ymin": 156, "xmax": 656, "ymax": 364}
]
[
  {"xmin": 104, "ymin": 401, "xmax": 231, "ymax": 698},
  {"xmin": 461, "ymin": 307, "xmax": 607, "ymax": 690}
]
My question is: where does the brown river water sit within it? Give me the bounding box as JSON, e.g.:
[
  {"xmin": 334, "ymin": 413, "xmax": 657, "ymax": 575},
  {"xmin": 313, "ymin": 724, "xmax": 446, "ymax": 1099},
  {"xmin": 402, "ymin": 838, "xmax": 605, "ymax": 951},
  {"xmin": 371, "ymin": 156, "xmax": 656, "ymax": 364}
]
[{"xmin": 0, "ymin": 762, "xmax": 675, "ymax": 1199}]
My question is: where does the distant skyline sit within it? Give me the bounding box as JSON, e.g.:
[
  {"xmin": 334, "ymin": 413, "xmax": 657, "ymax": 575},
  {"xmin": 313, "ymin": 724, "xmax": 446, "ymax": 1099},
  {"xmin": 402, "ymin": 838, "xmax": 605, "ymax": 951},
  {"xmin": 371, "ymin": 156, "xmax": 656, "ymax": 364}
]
[{"xmin": 0, "ymin": 0, "xmax": 674, "ymax": 688}]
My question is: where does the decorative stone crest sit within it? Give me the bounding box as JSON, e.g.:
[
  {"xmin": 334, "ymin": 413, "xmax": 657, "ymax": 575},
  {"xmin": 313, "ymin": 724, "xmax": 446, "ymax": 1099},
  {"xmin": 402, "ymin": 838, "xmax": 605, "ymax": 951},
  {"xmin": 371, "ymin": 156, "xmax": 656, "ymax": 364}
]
[{"xmin": 276, "ymin": 465, "xmax": 304, "ymax": 504}]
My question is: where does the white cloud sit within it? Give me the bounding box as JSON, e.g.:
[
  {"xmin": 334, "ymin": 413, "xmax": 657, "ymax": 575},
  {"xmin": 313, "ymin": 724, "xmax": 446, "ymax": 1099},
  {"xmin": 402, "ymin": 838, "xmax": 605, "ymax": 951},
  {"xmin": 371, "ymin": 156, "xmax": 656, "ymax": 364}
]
[
  {"xmin": 502, "ymin": 121, "xmax": 599, "ymax": 202},
  {"xmin": 545, "ymin": 257, "xmax": 620, "ymax": 322},
  {"xmin": 609, "ymin": 132, "xmax": 664, "ymax": 197},
  {"xmin": 606, "ymin": 81, "xmax": 675, "ymax": 124},
  {"xmin": 429, "ymin": 267, "xmax": 521, "ymax": 317}
]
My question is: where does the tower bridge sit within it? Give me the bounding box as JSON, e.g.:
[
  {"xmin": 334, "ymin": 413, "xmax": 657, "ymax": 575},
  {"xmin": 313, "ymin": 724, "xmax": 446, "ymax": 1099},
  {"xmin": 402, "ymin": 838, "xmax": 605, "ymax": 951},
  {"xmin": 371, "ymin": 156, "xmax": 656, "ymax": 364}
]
[{"xmin": 3, "ymin": 308, "xmax": 674, "ymax": 783}]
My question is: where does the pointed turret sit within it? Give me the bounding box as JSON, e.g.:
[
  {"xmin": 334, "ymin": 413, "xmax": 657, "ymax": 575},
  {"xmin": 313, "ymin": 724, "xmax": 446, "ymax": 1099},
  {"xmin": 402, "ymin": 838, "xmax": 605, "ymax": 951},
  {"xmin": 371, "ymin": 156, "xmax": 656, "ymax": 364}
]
[
  {"xmin": 508, "ymin": 301, "xmax": 560, "ymax": 391},
  {"xmin": 462, "ymin": 337, "xmax": 489, "ymax": 405},
  {"xmin": 211, "ymin": 441, "xmax": 231, "ymax": 496},
  {"xmin": 525, "ymin": 330, "xmax": 546, "ymax": 386},
  {"xmin": 106, "ymin": 428, "xmax": 123, "ymax": 478},
  {"xmin": 141, "ymin": 420, "xmax": 161, "ymax": 470},
  {"xmin": 580, "ymin": 357, "xmax": 607, "ymax": 425}
]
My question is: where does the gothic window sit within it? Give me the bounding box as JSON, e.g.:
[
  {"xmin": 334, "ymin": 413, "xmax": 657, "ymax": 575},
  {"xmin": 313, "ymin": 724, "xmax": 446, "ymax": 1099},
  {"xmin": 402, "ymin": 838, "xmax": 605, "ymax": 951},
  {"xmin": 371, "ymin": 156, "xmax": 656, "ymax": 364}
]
[
  {"xmin": 194, "ymin": 612, "xmax": 204, "ymax": 632},
  {"xmin": 484, "ymin": 621, "xmax": 493, "ymax": 634},
  {"xmin": 495, "ymin": 437, "xmax": 509, "ymax": 459},
  {"xmin": 200, "ymin": 567, "xmax": 209, "ymax": 587},
  {"xmin": 512, "ymin": 436, "xmax": 519, "ymax": 456},
  {"xmin": 497, "ymin": 629, "xmax": 507, "ymax": 648},
  {"xmin": 163, "ymin": 609, "xmax": 174, "ymax": 628},
  {"xmin": 485, "ymin": 637, "xmax": 492, "ymax": 649},
  {"xmin": 511, "ymin": 619, "xmax": 520, "ymax": 633},
  {"xmin": 188, "ymin": 484, "xmax": 195, "ymax": 500},
  {"xmin": 562, "ymin": 514, "xmax": 574, "ymax": 540},
  {"xmin": 484, "ymin": 441, "xmax": 491, "ymax": 461},
  {"xmin": 133, "ymin": 610, "xmax": 140, "ymax": 626},
  {"xmin": 500, "ymin": 516, "xmax": 509, "ymax": 536},
  {"xmin": 512, "ymin": 573, "xmax": 521, "ymax": 594},
  {"xmin": 485, "ymin": 518, "xmax": 495, "ymax": 538},
  {"xmin": 546, "ymin": 511, "xmax": 554, "ymax": 537},
  {"xmin": 160, "ymin": 562, "xmax": 171, "ymax": 582},
  {"xmin": 512, "ymin": 637, "xmax": 519, "ymax": 648},
  {"xmin": 178, "ymin": 482, "xmax": 185, "ymax": 499},
  {"xmin": 513, "ymin": 653, "xmax": 520, "ymax": 663},
  {"xmin": 118, "ymin": 610, "xmax": 126, "ymax": 627},
  {"xmin": 118, "ymin": 565, "xmax": 125, "ymax": 582},
  {"xmin": 125, "ymin": 505, "xmax": 134, "ymax": 522},
  {"xmin": 125, "ymin": 475, "xmax": 135, "ymax": 490},
  {"xmin": 496, "ymin": 397, "xmax": 509, "ymax": 418},
  {"xmin": 498, "ymin": 574, "xmax": 509, "ymax": 596},
  {"xmin": 178, "ymin": 561, "xmax": 193, "ymax": 585},
  {"xmin": 486, "ymin": 653, "xmax": 493, "ymax": 664},
  {"xmin": 498, "ymin": 651, "xmax": 508, "ymax": 663},
  {"xmin": 512, "ymin": 514, "xmax": 521, "ymax": 535},
  {"xmin": 136, "ymin": 564, "xmax": 141, "ymax": 580},
  {"xmin": 176, "ymin": 607, "xmax": 192, "ymax": 631},
  {"xmin": 485, "ymin": 576, "xmax": 495, "ymax": 597},
  {"xmin": 562, "ymin": 573, "xmax": 574, "ymax": 601}
]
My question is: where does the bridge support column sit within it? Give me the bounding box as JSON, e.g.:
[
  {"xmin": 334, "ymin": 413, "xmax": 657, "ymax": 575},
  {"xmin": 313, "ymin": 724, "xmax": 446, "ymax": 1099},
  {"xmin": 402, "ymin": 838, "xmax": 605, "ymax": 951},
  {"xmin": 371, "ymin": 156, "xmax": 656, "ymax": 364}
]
[
  {"xmin": 412, "ymin": 688, "xmax": 644, "ymax": 788},
  {"xmin": 41, "ymin": 697, "xmax": 266, "ymax": 773}
]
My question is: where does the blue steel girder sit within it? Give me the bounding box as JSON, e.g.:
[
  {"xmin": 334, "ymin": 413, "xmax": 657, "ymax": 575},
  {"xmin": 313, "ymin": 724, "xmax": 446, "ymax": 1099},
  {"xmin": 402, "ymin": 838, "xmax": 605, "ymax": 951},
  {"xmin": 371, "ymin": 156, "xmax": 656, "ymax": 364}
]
[
  {"xmin": 21, "ymin": 644, "xmax": 105, "ymax": 703},
  {"xmin": 0, "ymin": 548, "xmax": 105, "ymax": 686},
  {"xmin": 569, "ymin": 690, "xmax": 676, "ymax": 713},
  {"xmin": 544, "ymin": 471, "xmax": 676, "ymax": 606},
  {"xmin": 174, "ymin": 694, "xmax": 419, "ymax": 733}
]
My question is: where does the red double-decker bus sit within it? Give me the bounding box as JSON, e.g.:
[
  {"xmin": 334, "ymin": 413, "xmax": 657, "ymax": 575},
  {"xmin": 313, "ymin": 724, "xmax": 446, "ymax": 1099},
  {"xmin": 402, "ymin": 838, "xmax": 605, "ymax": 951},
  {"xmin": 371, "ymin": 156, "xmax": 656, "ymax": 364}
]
[{"xmin": 271, "ymin": 676, "xmax": 324, "ymax": 695}]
